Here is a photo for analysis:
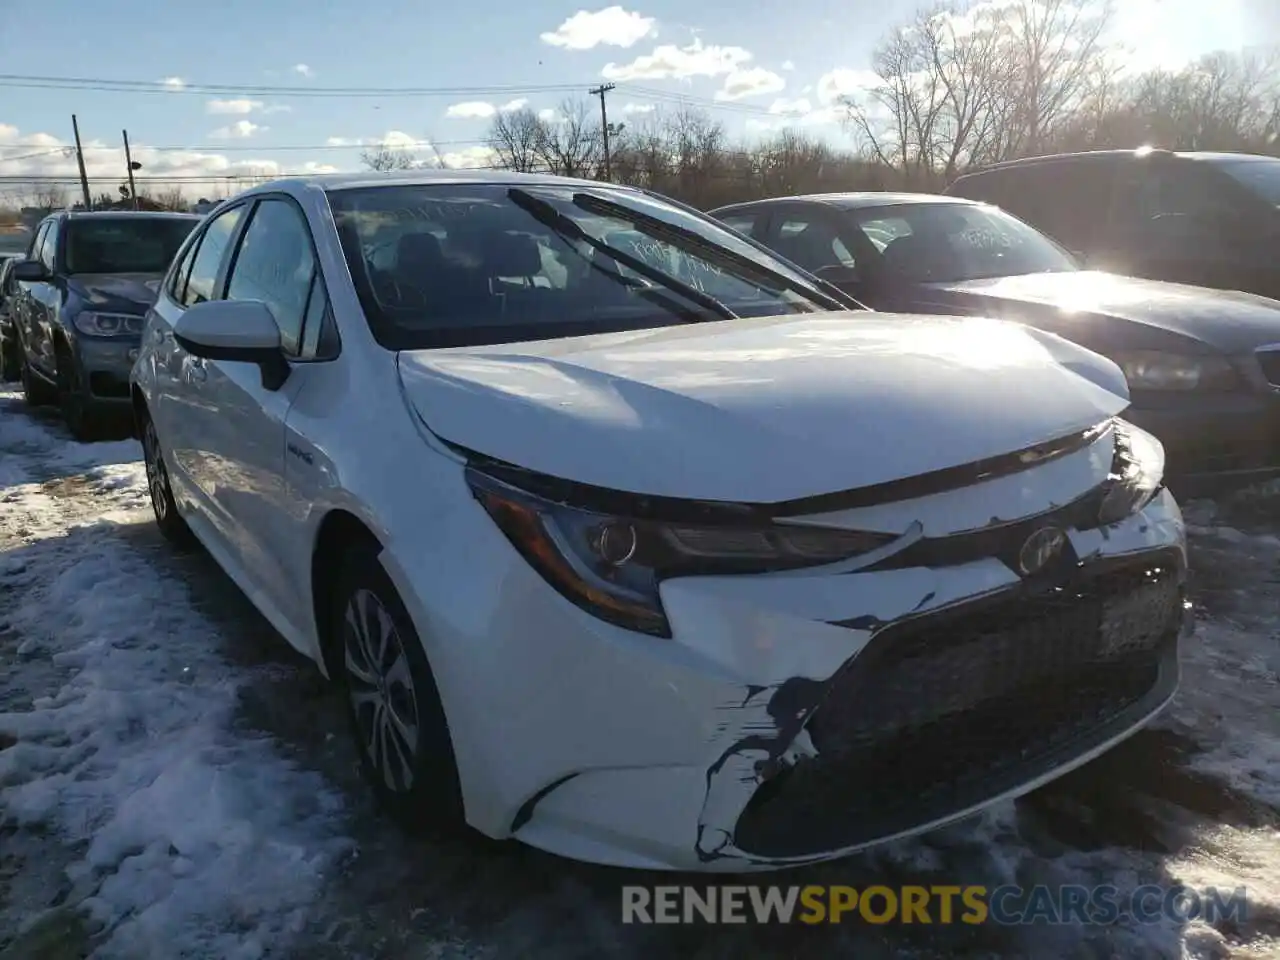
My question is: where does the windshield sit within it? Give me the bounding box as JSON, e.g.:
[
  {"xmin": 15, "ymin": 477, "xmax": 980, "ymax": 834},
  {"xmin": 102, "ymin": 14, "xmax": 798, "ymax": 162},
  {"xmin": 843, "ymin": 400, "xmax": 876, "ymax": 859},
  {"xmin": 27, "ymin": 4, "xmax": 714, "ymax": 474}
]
[
  {"xmin": 326, "ymin": 182, "xmax": 839, "ymax": 349},
  {"xmin": 63, "ymin": 218, "xmax": 198, "ymax": 275},
  {"xmin": 853, "ymin": 202, "xmax": 1077, "ymax": 284},
  {"xmin": 1213, "ymin": 157, "xmax": 1280, "ymax": 206}
]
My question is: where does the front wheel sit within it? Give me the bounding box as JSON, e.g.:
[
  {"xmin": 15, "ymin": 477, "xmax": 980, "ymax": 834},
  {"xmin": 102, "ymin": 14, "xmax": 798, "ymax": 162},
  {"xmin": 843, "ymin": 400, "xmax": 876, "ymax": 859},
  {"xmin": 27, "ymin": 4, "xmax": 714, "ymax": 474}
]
[
  {"xmin": 56, "ymin": 346, "xmax": 104, "ymax": 442},
  {"xmin": 140, "ymin": 411, "xmax": 194, "ymax": 547},
  {"xmin": 0, "ymin": 334, "xmax": 20, "ymax": 382},
  {"xmin": 331, "ymin": 546, "xmax": 466, "ymax": 835},
  {"xmin": 19, "ymin": 351, "xmax": 56, "ymax": 407}
]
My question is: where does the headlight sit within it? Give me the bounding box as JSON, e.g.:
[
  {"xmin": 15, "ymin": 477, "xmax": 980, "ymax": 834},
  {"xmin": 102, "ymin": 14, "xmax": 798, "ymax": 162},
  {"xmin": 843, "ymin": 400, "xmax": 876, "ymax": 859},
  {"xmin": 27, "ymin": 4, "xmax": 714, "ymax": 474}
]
[
  {"xmin": 1098, "ymin": 419, "xmax": 1165, "ymax": 525},
  {"xmin": 1112, "ymin": 350, "xmax": 1237, "ymax": 391},
  {"xmin": 467, "ymin": 468, "xmax": 895, "ymax": 637},
  {"xmin": 73, "ymin": 311, "xmax": 144, "ymax": 337}
]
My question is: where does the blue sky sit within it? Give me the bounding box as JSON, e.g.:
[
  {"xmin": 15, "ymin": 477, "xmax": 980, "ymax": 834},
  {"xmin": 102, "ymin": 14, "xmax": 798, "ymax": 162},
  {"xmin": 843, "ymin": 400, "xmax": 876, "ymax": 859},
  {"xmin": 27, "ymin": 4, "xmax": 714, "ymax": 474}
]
[{"xmin": 0, "ymin": 0, "xmax": 1268, "ymax": 200}]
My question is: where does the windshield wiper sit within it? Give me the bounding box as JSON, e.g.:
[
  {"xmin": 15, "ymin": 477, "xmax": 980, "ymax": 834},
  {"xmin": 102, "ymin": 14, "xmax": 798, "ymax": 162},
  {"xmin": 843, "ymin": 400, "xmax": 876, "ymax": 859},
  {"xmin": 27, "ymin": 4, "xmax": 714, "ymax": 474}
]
[
  {"xmin": 506, "ymin": 188, "xmax": 737, "ymax": 322},
  {"xmin": 571, "ymin": 191, "xmax": 851, "ymax": 311}
]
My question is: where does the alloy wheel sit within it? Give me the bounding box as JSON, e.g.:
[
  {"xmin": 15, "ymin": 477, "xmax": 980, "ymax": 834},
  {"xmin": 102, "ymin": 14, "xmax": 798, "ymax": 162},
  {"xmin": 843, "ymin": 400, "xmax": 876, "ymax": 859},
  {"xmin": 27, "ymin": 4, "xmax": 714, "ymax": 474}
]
[
  {"xmin": 142, "ymin": 418, "xmax": 170, "ymax": 522},
  {"xmin": 342, "ymin": 588, "xmax": 421, "ymax": 793}
]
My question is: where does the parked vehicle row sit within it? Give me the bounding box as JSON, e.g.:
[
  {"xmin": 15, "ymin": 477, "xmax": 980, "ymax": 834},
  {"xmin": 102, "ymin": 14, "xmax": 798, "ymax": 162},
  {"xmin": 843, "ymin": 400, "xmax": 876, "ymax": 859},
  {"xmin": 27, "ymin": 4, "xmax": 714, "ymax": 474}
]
[
  {"xmin": 712, "ymin": 190, "xmax": 1280, "ymax": 497},
  {"xmin": 3, "ymin": 211, "xmax": 200, "ymax": 439},
  {"xmin": 946, "ymin": 148, "xmax": 1280, "ymax": 301},
  {"xmin": 0, "ymin": 151, "xmax": 1269, "ymax": 872}
]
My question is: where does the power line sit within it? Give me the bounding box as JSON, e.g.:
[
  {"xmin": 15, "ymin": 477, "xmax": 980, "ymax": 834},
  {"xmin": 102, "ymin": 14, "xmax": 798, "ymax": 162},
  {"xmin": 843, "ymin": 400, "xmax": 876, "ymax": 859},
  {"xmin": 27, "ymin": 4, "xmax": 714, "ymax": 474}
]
[
  {"xmin": 0, "ymin": 73, "xmax": 587, "ymax": 99},
  {"xmin": 144, "ymin": 138, "xmax": 491, "ymax": 152},
  {"xmin": 0, "ymin": 71, "xmax": 792, "ymax": 119},
  {"xmin": 0, "ymin": 147, "xmax": 75, "ymax": 163}
]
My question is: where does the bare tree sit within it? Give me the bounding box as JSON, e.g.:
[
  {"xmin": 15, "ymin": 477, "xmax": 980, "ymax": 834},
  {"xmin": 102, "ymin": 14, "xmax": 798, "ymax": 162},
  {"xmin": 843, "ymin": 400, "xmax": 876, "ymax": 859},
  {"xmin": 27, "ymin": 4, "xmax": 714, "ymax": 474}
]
[
  {"xmin": 29, "ymin": 184, "xmax": 69, "ymax": 213},
  {"xmin": 535, "ymin": 98, "xmax": 603, "ymax": 178},
  {"xmin": 1000, "ymin": 0, "xmax": 1116, "ymax": 157},
  {"xmin": 844, "ymin": 0, "xmax": 1117, "ymax": 182},
  {"xmin": 360, "ymin": 146, "xmax": 419, "ymax": 171},
  {"xmin": 487, "ymin": 108, "xmax": 547, "ymax": 172},
  {"xmin": 153, "ymin": 186, "xmax": 189, "ymax": 211}
]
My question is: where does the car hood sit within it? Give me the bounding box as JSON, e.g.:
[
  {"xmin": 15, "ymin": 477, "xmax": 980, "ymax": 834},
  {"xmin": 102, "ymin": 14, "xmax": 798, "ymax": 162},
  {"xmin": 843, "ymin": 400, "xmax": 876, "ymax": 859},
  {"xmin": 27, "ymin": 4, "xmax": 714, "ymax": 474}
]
[
  {"xmin": 67, "ymin": 273, "xmax": 166, "ymax": 313},
  {"xmin": 397, "ymin": 313, "xmax": 1130, "ymax": 503},
  {"xmin": 924, "ymin": 271, "xmax": 1280, "ymax": 354}
]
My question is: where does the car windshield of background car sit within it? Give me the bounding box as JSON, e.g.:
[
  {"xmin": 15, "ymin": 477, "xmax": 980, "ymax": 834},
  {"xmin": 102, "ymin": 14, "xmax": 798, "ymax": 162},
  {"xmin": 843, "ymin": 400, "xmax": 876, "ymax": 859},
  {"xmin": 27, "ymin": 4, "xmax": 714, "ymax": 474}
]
[
  {"xmin": 1214, "ymin": 157, "xmax": 1280, "ymax": 207},
  {"xmin": 64, "ymin": 218, "xmax": 197, "ymax": 275},
  {"xmin": 855, "ymin": 204, "xmax": 1079, "ymax": 284}
]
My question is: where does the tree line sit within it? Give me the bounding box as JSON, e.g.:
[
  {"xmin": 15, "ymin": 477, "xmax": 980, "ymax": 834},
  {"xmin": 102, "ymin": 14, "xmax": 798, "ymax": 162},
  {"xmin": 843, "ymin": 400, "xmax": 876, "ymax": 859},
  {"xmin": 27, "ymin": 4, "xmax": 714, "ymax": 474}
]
[{"xmin": 464, "ymin": 0, "xmax": 1280, "ymax": 209}]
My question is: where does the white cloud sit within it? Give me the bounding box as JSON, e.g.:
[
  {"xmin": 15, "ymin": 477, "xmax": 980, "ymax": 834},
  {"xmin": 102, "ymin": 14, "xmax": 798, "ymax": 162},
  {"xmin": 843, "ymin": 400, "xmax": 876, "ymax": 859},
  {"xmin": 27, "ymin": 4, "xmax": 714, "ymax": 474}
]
[
  {"xmin": 0, "ymin": 124, "xmax": 339, "ymax": 201},
  {"xmin": 443, "ymin": 99, "xmax": 527, "ymax": 120},
  {"xmin": 209, "ymin": 121, "xmax": 266, "ymax": 139},
  {"xmin": 206, "ymin": 99, "xmax": 265, "ymax": 115},
  {"xmin": 602, "ymin": 37, "xmax": 752, "ymax": 81},
  {"xmin": 769, "ymin": 97, "xmax": 812, "ymax": 115},
  {"xmin": 158, "ymin": 77, "xmax": 186, "ymax": 90},
  {"xmin": 537, "ymin": 108, "xmax": 560, "ymax": 122},
  {"xmin": 445, "ymin": 101, "xmax": 498, "ymax": 119},
  {"xmin": 377, "ymin": 130, "xmax": 422, "ymax": 150},
  {"xmin": 540, "ymin": 6, "xmax": 656, "ymax": 50},
  {"xmin": 745, "ymin": 92, "xmax": 849, "ymax": 133},
  {"xmin": 621, "ymin": 102, "xmax": 655, "ymax": 115},
  {"xmin": 781, "ymin": 60, "xmax": 795, "ymax": 71},
  {"xmin": 436, "ymin": 145, "xmax": 499, "ymax": 169},
  {"xmin": 715, "ymin": 67, "xmax": 785, "ymax": 101},
  {"xmin": 293, "ymin": 64, "xmax": 313, "ymax": 78},
  {"xmin": 323, "ymin": 131, "xmax": 423, "ymax": 150},
  {"xmin": 816, "ymin": 68, "xmax": 879, "ymax": 105}
]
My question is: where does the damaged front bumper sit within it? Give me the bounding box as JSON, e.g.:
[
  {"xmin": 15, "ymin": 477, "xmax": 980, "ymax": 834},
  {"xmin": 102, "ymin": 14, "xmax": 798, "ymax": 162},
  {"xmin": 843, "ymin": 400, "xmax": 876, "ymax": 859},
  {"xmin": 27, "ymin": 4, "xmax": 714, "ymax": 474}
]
[{"xmin": 413, "ymin": 423, "xmax": 1188, "ymax": 872}]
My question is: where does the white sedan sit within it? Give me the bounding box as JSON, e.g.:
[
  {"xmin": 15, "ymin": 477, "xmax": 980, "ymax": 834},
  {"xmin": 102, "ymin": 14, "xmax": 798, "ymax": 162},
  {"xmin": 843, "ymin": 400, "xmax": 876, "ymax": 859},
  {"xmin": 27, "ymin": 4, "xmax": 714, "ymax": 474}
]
[{"xmin": 130, "ymin": 170, "xmax": 1190, "ymax": 872}]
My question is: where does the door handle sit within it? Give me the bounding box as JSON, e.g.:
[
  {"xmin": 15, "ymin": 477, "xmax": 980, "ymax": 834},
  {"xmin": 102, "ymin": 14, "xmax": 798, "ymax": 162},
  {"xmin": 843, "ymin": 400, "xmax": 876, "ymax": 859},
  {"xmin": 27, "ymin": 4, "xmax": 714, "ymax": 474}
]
[{"xmin": 185, "ymin": 357, "xmax": 207, "ymax": 383}]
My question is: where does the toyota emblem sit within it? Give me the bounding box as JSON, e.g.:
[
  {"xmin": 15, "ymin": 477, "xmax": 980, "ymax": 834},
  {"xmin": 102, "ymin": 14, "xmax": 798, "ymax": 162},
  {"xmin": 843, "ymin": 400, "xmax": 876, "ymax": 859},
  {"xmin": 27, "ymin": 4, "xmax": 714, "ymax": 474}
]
[{"xmin": 1018, "ymin": 525, "xmax": 1067, "ymax": 575}]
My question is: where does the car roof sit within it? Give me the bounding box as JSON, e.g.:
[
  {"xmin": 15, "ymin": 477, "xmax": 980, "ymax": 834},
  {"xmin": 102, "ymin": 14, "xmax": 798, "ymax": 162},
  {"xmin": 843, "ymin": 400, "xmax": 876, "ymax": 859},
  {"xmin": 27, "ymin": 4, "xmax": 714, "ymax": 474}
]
[
  {"xmin": 61, "ymin": 210, "xmax": 202, "ymax": 220},
  {"xmin": 715, "ymin": 192, "xmax": 981, "ymax": 213},
  {"xmin": 953, "ymin": 147, "xmax": 1280, "ymax": 180},
  {"xmin": 1179, "ymin": 151, "xmax": 1280, "ymax": 164},
  {"xmin": 240, "ymin": 168, "xmax": 647, "ymax": 197}
]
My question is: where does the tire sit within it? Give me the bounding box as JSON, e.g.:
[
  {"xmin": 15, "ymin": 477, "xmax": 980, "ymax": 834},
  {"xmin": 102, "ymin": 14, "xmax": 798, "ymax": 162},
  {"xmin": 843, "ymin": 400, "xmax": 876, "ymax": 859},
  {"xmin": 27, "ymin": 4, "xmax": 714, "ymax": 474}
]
[
  {"xmin": 19, "ymin": 348, "xmax": 56, "ymax": 407},
  {"xmin": 0, "ymin": 335, "xmax": 19, "ymax": 383},
  {"xmin": 331, "ymin": 545, "xmax": 466, "ymax": 834},
  {"xmin": 55, "ymin": 343, "xmax": 104, "ymax": 442},
  {"xmin": 139, "ymin": 409, "xmax": 194, "ymax": 547}
]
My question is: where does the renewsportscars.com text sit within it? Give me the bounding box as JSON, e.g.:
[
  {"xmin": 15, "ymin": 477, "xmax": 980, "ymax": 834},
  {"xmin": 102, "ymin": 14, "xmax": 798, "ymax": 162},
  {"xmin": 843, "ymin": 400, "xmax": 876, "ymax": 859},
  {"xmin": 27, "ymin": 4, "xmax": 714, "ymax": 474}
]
[{"xmin": 621, "ymin": 884, "xmax": 1249, "ymax": 925}]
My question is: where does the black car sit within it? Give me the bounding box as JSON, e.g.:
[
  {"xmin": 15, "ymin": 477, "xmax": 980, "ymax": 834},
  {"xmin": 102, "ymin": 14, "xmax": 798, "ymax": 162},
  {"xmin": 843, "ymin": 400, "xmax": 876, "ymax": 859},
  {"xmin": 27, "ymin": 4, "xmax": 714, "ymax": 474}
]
[
  {"xmin": 0, "ymin": 253, "xmax": 21, "ymax": 381},
  {"xmin": 9, "ymin": 211, "xmax": 200, "ymax": 440},
  {"xmin": 944, "ymin": 149, "xmax": 1280, "ymax": 301},
  {"xmin": 711, "ymin": 192, "xmax": 1280, "ymax": 497}
]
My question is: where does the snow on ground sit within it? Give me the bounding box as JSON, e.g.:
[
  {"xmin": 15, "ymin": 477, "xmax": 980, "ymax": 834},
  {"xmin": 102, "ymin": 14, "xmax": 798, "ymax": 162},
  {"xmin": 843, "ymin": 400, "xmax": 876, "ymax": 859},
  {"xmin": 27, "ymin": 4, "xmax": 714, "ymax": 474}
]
[
  {"xmin": 0, "ymin": 388, "xmax": 1278, "ymax": 959},
  {"xmin": 0, "ymin": 393, "xmax": 352, "ymax": 959}
]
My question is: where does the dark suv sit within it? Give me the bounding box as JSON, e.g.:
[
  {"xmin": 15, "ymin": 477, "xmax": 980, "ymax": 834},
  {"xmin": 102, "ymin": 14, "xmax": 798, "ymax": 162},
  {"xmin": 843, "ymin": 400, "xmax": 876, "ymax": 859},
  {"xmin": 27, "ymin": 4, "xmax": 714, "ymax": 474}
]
[
  {"xmin": 946, "ymin": 149, "xmax": 1280, "ymax": 300},
  {"xmin": 9, "ymin": 211, "xmax": 200, "ymax": 440}
]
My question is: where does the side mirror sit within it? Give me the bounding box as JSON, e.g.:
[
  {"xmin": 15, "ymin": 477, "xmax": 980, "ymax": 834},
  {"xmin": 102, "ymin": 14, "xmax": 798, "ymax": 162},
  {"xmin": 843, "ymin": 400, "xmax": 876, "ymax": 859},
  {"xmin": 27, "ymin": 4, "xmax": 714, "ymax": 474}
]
[
  {"xmin": 173, "ymin": 299, "xmax": 290, "ymax": 391},
  {"xmin": 11, "ymin": 259, "xmax": 49, "ymax": 282}
]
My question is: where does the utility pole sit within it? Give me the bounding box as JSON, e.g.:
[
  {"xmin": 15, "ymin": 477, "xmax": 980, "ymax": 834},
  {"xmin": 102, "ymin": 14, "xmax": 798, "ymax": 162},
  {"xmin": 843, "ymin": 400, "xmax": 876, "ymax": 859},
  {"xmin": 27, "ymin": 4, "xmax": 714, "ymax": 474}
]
[
  {"xmin": 71, "ymin": 114, "xmax": 92, "ymax": 210},
  {"xmin": 589, "ymin": 82, "xmax": 616, "ymax": 182},
  {"xmin": 122, "ymin": 129, "xmax": 140, "ymax": 209}
]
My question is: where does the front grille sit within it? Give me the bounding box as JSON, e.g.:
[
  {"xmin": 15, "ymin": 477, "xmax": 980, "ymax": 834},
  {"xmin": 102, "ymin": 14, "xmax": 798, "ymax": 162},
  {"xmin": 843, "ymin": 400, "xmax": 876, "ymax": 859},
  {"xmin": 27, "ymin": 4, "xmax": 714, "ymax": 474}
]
[
  {"xmin": 732, "ymin": 551, "xmax": 1184, "ymax": 859},
  {"xmin": 1257, "ymin": 348, "xmax": 1280, "ymax": 388},
  {"xmin": 88, "ymin": 371, "xmax": 130, "ymax": 398}
]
